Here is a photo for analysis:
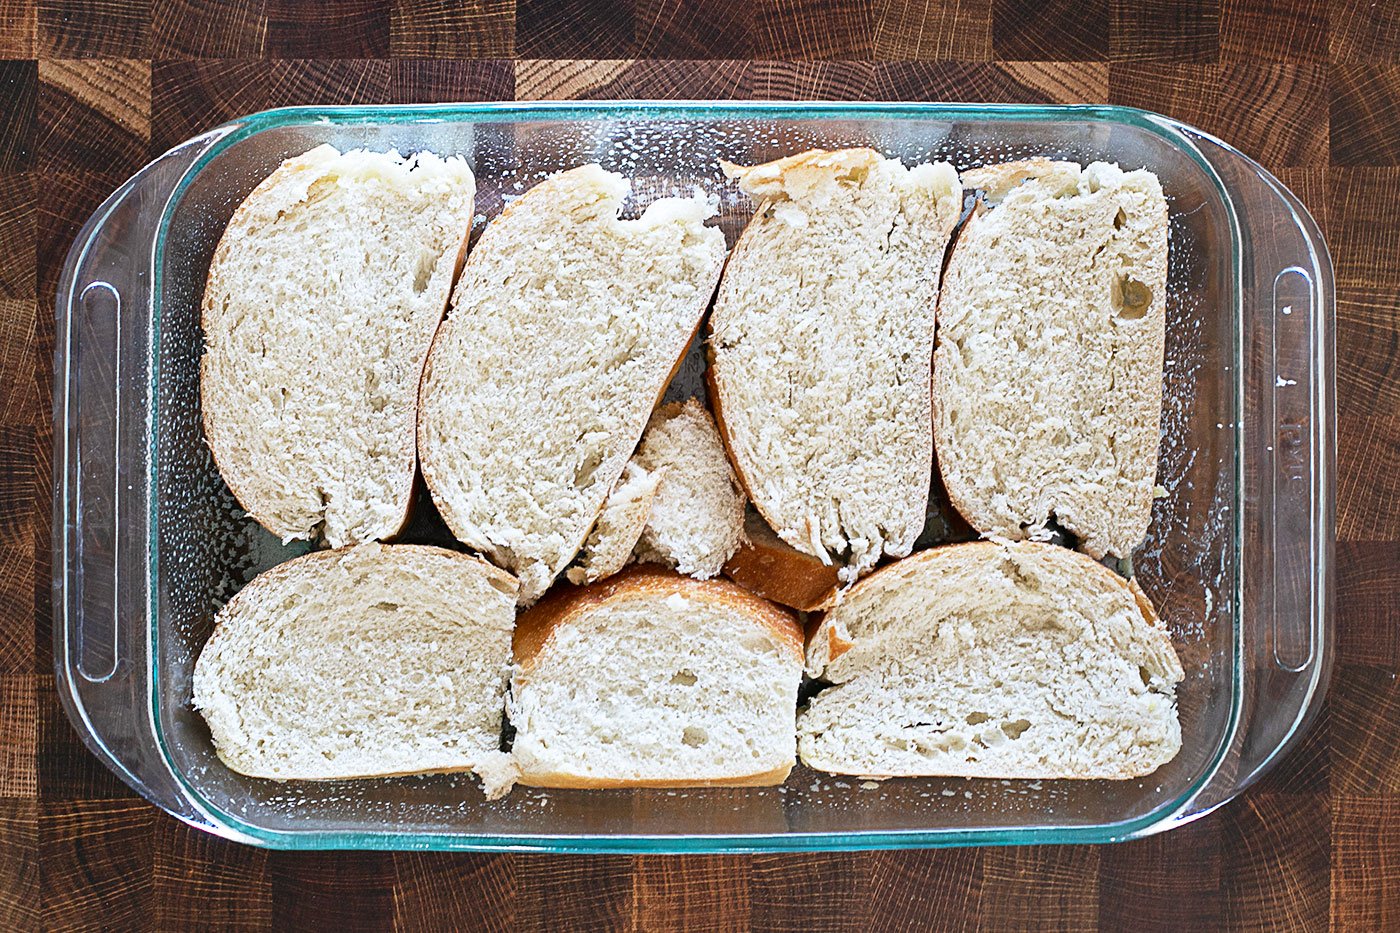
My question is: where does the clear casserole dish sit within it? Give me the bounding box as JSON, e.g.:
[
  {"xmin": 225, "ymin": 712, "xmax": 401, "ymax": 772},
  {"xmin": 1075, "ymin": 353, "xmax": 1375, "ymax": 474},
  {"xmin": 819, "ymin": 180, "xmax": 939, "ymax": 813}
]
[{"xmin": 53, "ymin": 101, "xmax": 1334, "ymax": 852}]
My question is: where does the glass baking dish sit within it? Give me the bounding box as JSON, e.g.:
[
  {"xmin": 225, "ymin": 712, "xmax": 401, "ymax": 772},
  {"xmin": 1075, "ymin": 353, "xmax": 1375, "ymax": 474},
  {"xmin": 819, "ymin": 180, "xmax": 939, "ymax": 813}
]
[{"xmin": 53, "ymin": 101, "xmax": 1334, "ymax": 852}]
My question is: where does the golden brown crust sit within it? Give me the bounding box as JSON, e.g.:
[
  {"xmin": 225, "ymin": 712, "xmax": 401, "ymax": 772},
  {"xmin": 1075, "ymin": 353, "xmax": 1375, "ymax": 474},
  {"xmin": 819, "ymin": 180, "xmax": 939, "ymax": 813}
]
[
  {"xmin": 513, "ymin": 565, "xmax": 803, "ymax": 677},
  {"xmin": 721, "ymin": 511, "xmax": 841, "ymax": 613},
  {"xmin": 516, "ymin": 761, "xmax": 792, "ymax": 790}
]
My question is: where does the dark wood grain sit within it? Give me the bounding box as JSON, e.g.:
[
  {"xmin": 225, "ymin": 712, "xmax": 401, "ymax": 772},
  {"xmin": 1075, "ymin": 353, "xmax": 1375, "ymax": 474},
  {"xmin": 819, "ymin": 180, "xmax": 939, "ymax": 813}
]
[
  {"xmin": 1331, "ymin": 0, "xmax": 1400, "ymax": 65},
  {"xmin": 36, "ymin": 0, "xmax": 149, "ymax": 58},
  {"xmin": 0, "ymin": 0, "xmax": 36, "ymax": 57},
  {"xmin": 0, "ymin": 60, "xmax": 35, "ymax": 173},
  {"xmin": 1110, "ymin": 0, "xmax": 1218, "ymax": 62},
  {"xmin": 1331, "ymin": 794, "xmax": 1400, "ymax": 930},
  {"xmin": 6, "ymin": 1, "xmax": 1400, "ymax": 929},
  {"xmin": 1220, "ymin": 0, "xmax": 1328, "ymax": 63},
  {"xmin": 994, "ymin": 0, "xmax": 1108, "ymax": 61},
  {"xmin": 0, "ymin": 180, "xmax": 35, "ymax": 299},
  {"xmin": 1331, "ymin": 63, "xmax": 1400, "ymax": 165}
]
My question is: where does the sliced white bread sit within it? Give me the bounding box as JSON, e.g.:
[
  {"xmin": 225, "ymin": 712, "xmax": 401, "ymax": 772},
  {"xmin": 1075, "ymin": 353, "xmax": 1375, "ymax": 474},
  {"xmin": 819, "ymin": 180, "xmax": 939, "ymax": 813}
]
[
  {"xmin": 800, "ymin": 540, "xmax": 1183, "ymax": 780},
  {"xmin": 934, "ymin": 159, "xmax": 1169, "ymax": 559},
  {"xmin": 722, "ymin": 508, "xmax": 841, "ymax": 613},
  {"xmin": 418, "ymin": 165, "xmax": 727, "ymax": 604},
  {"xmin": 632, "ymin": 398, "xmax": 746, "ymax": 579},
  {"xmin": 192, "ymin": 543, "xmax": 519, "ymax": 798},
  {"xmin": 201, "ymin": 145, "xmax": 475, "ymax": 547},
  {"xmin": 709, "ymin": 148, "xmax": 962, "ymax": 582},
  {"xmin": 565, "ymin": 462, "xmax": 665, "ymax": 586},
  {"xmin": 509, "ymin": 566, "xmax": 804, "ymax": 788}
]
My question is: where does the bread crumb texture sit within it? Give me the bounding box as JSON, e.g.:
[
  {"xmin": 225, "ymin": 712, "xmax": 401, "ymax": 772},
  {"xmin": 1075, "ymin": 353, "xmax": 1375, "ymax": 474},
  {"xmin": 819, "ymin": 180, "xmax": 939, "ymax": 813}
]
[
  {"xmin": 565, "ymin": 462, "xmax": 664, "ymax": 586},
  {"xmin": 202, "ymin": 144, "xmax": 476, "ymax": 547},
  {"xmin": 934, "ymin": 159, "xmax": 1168, "ymax": 559},
  {"xmin": 633, "ymin": 398, "xmax": 747, "ymax": 579},
  {"xmin": 192, "ymin": 543, "xmax": 519, "ymax": 798},
  {"xmin": 419, "ymin": 164, "xmax": 726, "ymax": 604},
  {"xmin": 710, "ymin": 149, "xmax": 962, "ymax": 581},
  {"xmin": 800, "ymin": 540, "xmax": 1183, "ymax": 779},
  {"xmin": 510, "ymin": 568, "xmax": 802, "ymax": 787}
]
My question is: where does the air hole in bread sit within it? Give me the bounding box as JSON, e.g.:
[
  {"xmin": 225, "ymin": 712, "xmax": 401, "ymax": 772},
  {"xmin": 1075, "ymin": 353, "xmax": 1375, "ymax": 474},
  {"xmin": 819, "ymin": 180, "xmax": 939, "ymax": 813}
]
[
  {"xmin": 1001, "ymin": 719, "xmax": 1031, "ymax": 740},
  {"xmin": 371, "ymin": 601, "xmax": 400, "ymax": 612},
  {"xmin": 413, "ymin": 250, "xmax": 438, "ymax": 293},
  {"xmin": 1113, "ymin": 275, "xmax": 1152, "ymax": 320},
  {"xmin": 1139, "ymin": 665, "xmax": 1154, "ymax": 686},
  {"xmin": 671, "ymin": 669, "xmax": 698, "ymax": 686},
  {"xmin": 682, "ymin": 726, "xmax": 709, "ymax": 747},
  {"xmin": 1113, "ymin": 207, "xmax": 1127, "ymax": 230},
  {"xmin": 965, "ymin": 711, "xmax": 990, "ymax": 725}
]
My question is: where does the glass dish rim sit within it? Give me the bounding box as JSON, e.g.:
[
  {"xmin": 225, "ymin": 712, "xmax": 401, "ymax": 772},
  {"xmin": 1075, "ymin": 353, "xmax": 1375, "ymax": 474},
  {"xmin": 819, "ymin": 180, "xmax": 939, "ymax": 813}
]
[{"xmin": 145, "ymin": 100, "xmax": 1247, "ymax": 852}]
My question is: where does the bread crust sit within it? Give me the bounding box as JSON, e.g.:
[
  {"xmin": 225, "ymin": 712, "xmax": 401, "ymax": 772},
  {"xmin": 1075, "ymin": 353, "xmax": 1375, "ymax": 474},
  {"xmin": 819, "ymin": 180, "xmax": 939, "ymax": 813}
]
[
  {"xmin": 516, "ymin": 762, "xmax": 792, "ymax": 790},
  {"xmin": 514, "ymin": 564, "xmax": 804, "ymax": 675},
  {"xmin": 721, "ymin": 510, "xmax": 841, "ymax": 613}
]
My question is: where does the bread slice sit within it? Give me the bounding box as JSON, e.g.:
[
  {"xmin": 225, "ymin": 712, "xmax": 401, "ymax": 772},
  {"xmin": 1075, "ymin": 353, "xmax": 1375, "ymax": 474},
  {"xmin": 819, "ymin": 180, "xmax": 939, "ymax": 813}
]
[
  {"xmin": 418, "ymin": 165, "xmax": 727, "ymax": 604},
  {"xmin": 933, "ymin": 159, "xmax": 1169, "ymax": 559},
  {"xmin": 722, "ymin": 508, "xmax": 841, "ymax": 613},
  {"xmin": 509, "ymin": 566, "xmax": 804, "ymax": 788},
  {"xmin": 192, "ymin": 543, "xmax": 519, "ymax": 797},
  {"xmin": 565, "ymin": 462, "xmax": 665, "ymax": 586},
  {"xmin": 201, "ymin": 144, "xmax": 475, "ymax": 547},
  {"xmin": 708, "ymin": 148, "xmax": 962, "ymax": 582},
  {"xmin": 799, "ymin": 540, "xmax": 1184, "ymax": 780},
  {"xmin": 632, "ymin": 398, "xmax": 746, "ymax": 579}
]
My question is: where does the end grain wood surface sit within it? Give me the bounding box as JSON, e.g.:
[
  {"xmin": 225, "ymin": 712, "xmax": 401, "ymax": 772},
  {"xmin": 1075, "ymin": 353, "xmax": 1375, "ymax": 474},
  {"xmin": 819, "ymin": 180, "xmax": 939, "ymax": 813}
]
[{"xmin": 1, "ymin": 0, "xmax": 1398, "ymax": 929}]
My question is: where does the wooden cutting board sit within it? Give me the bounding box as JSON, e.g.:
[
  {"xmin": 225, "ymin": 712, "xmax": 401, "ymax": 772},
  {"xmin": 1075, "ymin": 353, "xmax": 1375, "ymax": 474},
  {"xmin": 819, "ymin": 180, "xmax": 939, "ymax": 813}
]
[{"xmin": 1, "ymin": 0, "xmax": 1396, "ymax": 928}]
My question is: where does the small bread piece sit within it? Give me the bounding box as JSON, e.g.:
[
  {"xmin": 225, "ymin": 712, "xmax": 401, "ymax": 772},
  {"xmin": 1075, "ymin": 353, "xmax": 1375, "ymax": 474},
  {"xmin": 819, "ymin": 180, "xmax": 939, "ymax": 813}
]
[
  {"xmin": 566, "ymin": 463, "xmax": 665, "ymax": 586},
  {"xmin": 799, "ymin": 541, "xmax": 1184, "ymax": 780},
  {"xmin": 192, "ymin": 543, "xmax": 519, "ymax": 797},
  {"xmin": 509, "ymin": 567, "xmax": 804, "ymax": 788},
  {"xmin": 723, "ymin": 509, "xmax": 841, "ymax": 613},
  {"xmin": 934, "ymin": 159, "xmax": 1169, "ymax": 559},
  {"xmin": 418, "ymin": 165, "xmax": 727, "ymax": 604},
  {"xmin": 632, "ymin": 399, "xmax": 746, "ymax": 579},
  {"xmin": 709, "ymin": 148, "xmax": 962, "ymax": 581},
  {"xmin": 201, "ymin": 145, "xmax": 475, "ymax": 547}
]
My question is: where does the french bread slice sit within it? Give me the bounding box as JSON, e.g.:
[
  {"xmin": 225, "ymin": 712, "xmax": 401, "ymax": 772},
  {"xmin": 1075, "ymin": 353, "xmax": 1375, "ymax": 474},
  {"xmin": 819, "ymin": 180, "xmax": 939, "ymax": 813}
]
[
  {"xmin": 632, "ymin": 398, "xmax": 746, "ymax": 580},
  {"xmin": 799, "ymin": 540, "xmax": 1184, "ymax": 780},
  {"xmin": 708, "ymin": 148, "xmax": 962, "ymax": 582},
  {"xmin": 933, "ymin": 159, "xmax": 1169, "ymax": 559},
  {"xmin": 201, "ymin": 145, "xmax": 475, "ymax": 547},
  {"xmin": 192, "ymin": 543, "xmax": 519, "ymax": 798},
  {"xmin": 509, "ymin": 566, "xmax": 804, "ymax": 788},
  {"xmin": 418, "ymin": 165, "xmax": 727, "ymax": 604},
  {"xmin": 565, "ymin": 462, "xmax": 665, "ymax": 586}
]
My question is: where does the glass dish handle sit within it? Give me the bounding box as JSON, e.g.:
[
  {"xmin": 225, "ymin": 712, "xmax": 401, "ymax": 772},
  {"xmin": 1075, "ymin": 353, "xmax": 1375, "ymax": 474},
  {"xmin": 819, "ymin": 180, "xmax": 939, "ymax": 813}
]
[
  {"xmin": 1165, "ymin": 124, "xmax": 1336, "ymax": 821},
  {"xmin": 54, "ymin": 129, "xmax": 247, "ymax": 836}
]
